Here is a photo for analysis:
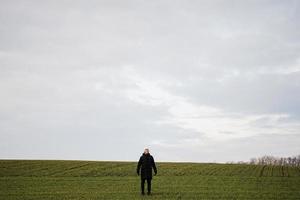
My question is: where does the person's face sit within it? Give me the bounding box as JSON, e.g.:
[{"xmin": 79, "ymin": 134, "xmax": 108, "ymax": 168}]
[{"xmin": 144, "ymin": 149, "xmax": 149, "ymax": 154}]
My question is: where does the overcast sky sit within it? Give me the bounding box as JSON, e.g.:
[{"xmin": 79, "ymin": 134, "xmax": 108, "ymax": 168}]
[{"xmin": 1, "ymin": 0, "xmax": 300, "ymax": 162}]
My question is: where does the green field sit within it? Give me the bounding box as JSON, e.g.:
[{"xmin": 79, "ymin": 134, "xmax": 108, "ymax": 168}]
[{"xmin": 1, "ymin": 160, "xmax": 300, "ymax": 199}]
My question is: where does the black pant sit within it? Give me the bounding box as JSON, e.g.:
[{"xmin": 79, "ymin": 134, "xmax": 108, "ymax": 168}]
[{"xmin": 141, "ymin": 178, "xmax": 151, "ymax": 193}]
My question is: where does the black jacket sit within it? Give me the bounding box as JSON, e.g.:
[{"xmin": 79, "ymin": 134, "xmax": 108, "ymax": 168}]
[{"xmin": 137, "ymin": 153, "xmax": 157, "ymax": 179}]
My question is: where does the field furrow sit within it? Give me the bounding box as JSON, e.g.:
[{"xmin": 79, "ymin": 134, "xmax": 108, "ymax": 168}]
[{"xmin": 1, "ymin": 160, "xmax": 300, "ymax": 199}]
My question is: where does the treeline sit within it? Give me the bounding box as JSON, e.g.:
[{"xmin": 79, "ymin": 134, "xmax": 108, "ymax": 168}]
[{"xmin": 249, "ymin": 155, "xmax": 300, "ymax": 167}]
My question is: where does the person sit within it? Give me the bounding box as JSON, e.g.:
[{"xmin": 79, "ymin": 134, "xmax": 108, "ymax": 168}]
[{"xmin": 136, "ymin": 148, "xmax": 157, "ymax": 195}]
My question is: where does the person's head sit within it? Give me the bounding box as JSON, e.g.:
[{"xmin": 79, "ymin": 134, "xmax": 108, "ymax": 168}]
[{"xmin": 144, "ymin": 148, "xmax": 150, "ymax": 155}]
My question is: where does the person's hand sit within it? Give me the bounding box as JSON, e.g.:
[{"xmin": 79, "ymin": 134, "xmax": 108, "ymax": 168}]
[{"xmin": 154, "ymin": 172, "xmax": 157, "ymax": 176}]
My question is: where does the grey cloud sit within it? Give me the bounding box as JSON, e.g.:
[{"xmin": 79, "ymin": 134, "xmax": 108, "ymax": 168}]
[
  {"xmin": 0, "ymin": 0, "xmax": 299, "ymax": 162},
  {"xmin": 169, "ymin": 72, "xmax": 300, "ymax": 117}
]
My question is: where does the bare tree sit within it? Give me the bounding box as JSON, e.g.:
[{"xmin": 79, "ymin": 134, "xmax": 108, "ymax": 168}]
[{"xmin": 249, "ymin": 155, "xmax": 300, "ymax": 167}]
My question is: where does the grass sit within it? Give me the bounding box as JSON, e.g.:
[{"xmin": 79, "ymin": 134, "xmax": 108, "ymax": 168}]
[{"xmin": 1, "ymin": 160, "xmax": 300, "ymax": 199}]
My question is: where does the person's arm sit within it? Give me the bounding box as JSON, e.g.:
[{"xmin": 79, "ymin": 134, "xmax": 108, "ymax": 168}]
[
  {"xmin": 152, "ymin": 156, "xmax": 157, "ymax": 175},
  {"xmin": 136, "ymin": 157, "xmax": 142, "ymax": 175}
]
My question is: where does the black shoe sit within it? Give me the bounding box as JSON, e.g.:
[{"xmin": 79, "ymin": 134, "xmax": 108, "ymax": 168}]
[
  {"xmin": 147, "ymin": 192, "xmax": 151, "ymax": 195},
  {"xmin": 141, "ymin": 192, "xmax": 145, "ymax": 195}
]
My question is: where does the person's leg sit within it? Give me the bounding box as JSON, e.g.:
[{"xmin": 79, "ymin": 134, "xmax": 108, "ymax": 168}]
[
  {"xmin": 141, "ymin": 178, "xmax": 145, "ymax": 195},
  {"xmin": 147, "ymin": 178, "xmax": 152, "ymax": 195}
]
